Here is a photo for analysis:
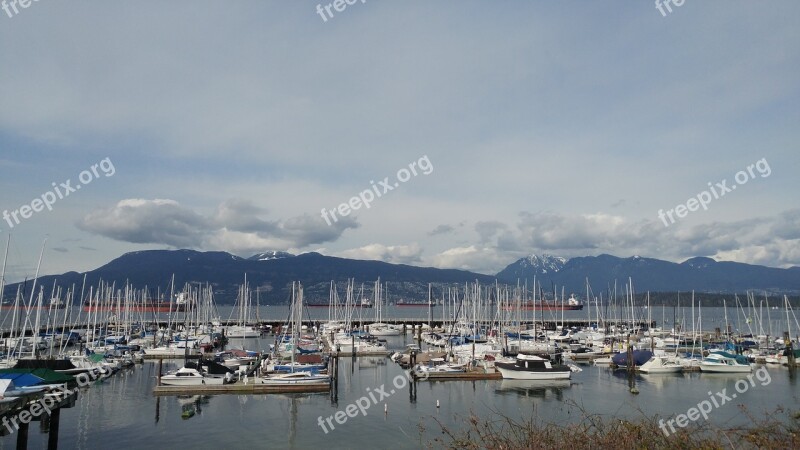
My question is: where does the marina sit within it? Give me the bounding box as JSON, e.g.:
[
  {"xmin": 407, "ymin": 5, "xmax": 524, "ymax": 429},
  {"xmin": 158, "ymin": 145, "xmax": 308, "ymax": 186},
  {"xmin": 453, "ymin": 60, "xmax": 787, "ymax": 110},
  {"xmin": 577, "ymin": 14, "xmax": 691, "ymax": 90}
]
[
  {"xmin": 0, "ymin": 332, "xmax": 797, "ymax": 449},
  {"xmin": 0, "ymin": 272, "xmax": 797, "ymax": 449}
]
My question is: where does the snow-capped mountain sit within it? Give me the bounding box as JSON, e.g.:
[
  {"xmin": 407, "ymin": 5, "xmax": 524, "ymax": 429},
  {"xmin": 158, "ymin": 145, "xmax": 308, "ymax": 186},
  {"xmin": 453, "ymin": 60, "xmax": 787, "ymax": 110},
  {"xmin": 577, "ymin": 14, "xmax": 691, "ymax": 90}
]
[
  {"xmin": 496, "ymin": 254, "xmax": 568, "ymax": 280},
  {"xmin": 247, "ymin": 251, "xmax": 295, "ymax": 261}
]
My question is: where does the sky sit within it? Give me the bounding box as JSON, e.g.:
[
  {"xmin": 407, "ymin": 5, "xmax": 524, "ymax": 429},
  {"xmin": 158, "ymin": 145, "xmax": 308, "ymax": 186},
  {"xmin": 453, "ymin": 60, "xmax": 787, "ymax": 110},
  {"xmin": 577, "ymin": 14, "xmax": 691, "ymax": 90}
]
[{"xmin": 0, "ymin": 1, "xmax": 798, "ymax": 283}]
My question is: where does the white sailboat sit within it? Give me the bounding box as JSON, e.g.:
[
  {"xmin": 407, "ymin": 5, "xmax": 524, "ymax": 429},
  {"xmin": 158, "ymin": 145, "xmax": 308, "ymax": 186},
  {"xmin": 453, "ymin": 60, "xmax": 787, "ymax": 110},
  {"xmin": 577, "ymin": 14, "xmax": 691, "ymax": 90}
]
[
  {"xmin": 262, "ymin": 283, "xmax": 329, "ymax": 385},
  {"xmin": 369, "ymin": 280, "xmax": 400, "ymax": 336},
  {"xmin": 639, "ymin": 355, "xmax": 683, "ymax": 373}
]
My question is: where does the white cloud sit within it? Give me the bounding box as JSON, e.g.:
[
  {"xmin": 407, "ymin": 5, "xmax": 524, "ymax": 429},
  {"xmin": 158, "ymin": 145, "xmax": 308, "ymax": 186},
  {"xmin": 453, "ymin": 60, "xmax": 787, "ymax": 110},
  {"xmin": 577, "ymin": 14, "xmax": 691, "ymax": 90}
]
[{"xmin": 337, "ymin": 243, "xmax": 423, "ymax": 265}]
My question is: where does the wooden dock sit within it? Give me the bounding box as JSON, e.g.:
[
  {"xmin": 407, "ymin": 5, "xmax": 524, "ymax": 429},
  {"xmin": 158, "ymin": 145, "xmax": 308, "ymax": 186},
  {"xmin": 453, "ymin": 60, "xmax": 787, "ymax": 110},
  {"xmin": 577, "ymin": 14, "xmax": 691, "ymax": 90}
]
[{"xmin": 153, "ymin": 381, "xmax": 330, "ymax": 396}]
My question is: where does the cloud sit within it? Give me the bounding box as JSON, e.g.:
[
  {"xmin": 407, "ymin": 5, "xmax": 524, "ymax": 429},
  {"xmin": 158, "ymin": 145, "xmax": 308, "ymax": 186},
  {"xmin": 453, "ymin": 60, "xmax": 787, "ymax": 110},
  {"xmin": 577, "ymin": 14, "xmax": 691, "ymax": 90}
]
[
  {"xmin": 428, "ymin": 224, "xmax": 454, "ymax": 236},
  {"xmin": 475, "ymin": 221, "xmax": 508, "ymax": 244},
  {"xmin": 52, "ymin": 247, "xmax": 68, "ymax": 253},
  {"xmin": 77, "ymin": 199, "xmax": 209, "ymax": 248},
  {"xmin": 78, "ymin": 198, "xmax": 358, "ymax": 254},
  {"xmin": 428, "ymin": 245, "xmax": 512, "ymax": 274},
  {"xmin": 427, "ymin": 209, "xmax": 800, "ymax": 274},
  {"xmin": 337, "ymin": 243, "xmax": 423, "ymax": 265}
]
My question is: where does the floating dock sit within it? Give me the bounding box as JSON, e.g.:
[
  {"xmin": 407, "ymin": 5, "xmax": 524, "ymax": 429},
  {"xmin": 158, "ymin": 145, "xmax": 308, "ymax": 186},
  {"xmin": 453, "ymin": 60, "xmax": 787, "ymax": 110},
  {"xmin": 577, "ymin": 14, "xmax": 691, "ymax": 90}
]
[
  {"xmin": 153, "ymin": 381, "xmax": 330, "ymax": 396},
  {"xmin": 414, "ymin": 368, "xmax": 501, "ymax": 381}
]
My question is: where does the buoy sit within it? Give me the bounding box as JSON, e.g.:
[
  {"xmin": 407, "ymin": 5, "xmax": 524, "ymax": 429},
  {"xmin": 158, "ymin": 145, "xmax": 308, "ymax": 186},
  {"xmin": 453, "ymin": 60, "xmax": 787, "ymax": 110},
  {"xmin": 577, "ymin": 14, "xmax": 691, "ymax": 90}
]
[
  {"xmin": 436, "ymin": 400, "xmax": 440, "ymax": 408},
  {"xmin": 384, "ymin": 404, "xmax": 388, "ymax": 414}
]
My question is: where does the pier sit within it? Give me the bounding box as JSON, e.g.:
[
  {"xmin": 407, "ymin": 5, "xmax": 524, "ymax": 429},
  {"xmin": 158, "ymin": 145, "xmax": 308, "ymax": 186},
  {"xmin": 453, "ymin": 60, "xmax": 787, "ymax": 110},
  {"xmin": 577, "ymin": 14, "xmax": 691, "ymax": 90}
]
[
  {"xmin": 2, "ymin": 318, "xmax": 656, "ymax": 339},
  {"xmin": 152, "ymin": 382, "xmax": 331, "ymax": 396}
]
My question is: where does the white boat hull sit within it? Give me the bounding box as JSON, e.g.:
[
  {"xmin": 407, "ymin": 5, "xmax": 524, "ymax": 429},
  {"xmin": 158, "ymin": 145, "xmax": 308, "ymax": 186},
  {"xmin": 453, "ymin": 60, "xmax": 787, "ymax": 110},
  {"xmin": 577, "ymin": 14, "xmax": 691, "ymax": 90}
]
[
  {"xmin": 699, "ymin": 363, "xmax": 752, "ymax": 373},
  {"xmin": 160, "ymin": 376, "xmax": 226, "ymax": 386},
  {"xmin": 261, "ymin": 372, "xmax": 330, "ymax": 385}
]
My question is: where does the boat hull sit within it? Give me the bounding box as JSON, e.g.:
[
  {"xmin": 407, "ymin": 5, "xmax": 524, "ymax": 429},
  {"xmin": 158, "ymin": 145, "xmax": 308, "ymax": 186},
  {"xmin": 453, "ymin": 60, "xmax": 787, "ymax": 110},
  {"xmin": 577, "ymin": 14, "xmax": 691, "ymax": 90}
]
[
  {"xmin": 261, "ymin": 372, "xmax": 330, "ymax": 385},
  {"xmin": 639, "ymin": 366, "xmax": 683, "ymax": 374},
  {"xmin": 501, "ymin": 304, "xmax": 583, "ymax": 311},
  {"xmin": 160, "ymin": 376, "xmax": 226, "ymax": 386},
  {"xmin": 699, "ymin": 363, "xmax": 752, "ymax": 373},
  {"xmin": 495, "ymin": 362, "xmax": 571, "ymax": 380}
]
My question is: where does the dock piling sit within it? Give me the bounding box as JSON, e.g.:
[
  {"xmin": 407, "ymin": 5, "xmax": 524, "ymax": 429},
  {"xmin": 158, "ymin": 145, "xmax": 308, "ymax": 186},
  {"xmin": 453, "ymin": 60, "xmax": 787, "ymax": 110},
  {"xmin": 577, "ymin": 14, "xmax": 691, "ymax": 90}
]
[{"xmin": 785, "ymin": 332, "xmax": 796, "ymax": 367}]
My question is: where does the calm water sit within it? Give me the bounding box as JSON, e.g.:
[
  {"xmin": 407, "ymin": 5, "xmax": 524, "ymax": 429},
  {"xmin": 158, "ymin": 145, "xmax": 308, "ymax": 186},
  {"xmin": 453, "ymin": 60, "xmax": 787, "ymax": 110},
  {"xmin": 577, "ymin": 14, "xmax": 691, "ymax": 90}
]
[{"xmin": 1, "ymin": 333, "xmax": 798, "ymax": 449}]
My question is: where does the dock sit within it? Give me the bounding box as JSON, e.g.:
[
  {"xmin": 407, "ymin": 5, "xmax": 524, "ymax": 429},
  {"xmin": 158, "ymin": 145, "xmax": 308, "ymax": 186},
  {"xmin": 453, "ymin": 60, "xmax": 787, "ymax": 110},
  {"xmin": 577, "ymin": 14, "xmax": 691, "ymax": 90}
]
[
  {"xmin": 2, "ymin": 318, "xmax": 656, "ymax": 338},
  {"xmin": 415, "ymin": 369, "xmax": 502, "ymax": 381},
  {"xmin": 153, "ymin": 381, "xmax": 330, "ymax": 396}
]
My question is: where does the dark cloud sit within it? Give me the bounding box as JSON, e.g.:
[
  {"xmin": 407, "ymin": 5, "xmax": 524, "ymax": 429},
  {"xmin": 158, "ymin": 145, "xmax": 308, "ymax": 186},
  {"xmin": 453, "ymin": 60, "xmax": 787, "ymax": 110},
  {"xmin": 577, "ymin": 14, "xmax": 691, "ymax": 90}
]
[
  {"xmin": 77, "ymin": 199, "xmax": 209, "ymax": 248},
  {"xmin": 78, "ymin": 198, "xmax": 358, "ymax": 253},
  {"xmin": 428, "ymin": 224, "xmax": 454, "ymax": 236}
]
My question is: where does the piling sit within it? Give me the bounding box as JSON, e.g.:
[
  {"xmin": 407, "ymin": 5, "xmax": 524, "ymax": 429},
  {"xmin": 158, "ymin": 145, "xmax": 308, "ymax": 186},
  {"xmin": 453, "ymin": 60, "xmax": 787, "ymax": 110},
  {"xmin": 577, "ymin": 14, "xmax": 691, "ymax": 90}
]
[
  {"xmin": 157, "ymin": 359, "xmax": 163, "ymax": 386},
  {"xmin": 786, "ymin": 332, "xmax": 796, "ymax": 367},
  {"xmin": 47, "ymin": 408, "xmax": 61, "ymax": 450},
  {"xmin": 16, "ymin": 420, "xmax": 28, "ymax": 450},
  {"xmin": 626, "ymin": 333, "xmax": 633, "ymax": 373}
]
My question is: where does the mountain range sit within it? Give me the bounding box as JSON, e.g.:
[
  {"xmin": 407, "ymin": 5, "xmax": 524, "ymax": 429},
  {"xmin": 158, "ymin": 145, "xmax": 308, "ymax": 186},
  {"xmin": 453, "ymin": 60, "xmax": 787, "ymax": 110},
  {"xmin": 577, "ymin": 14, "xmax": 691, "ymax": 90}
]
[
  {"xmin": 497, "ymin": 253, "xmax": 800, "ymax": 295},
  {"xmin": 3, "ymin": 250, "xmax": 799, "ymax": 305}
]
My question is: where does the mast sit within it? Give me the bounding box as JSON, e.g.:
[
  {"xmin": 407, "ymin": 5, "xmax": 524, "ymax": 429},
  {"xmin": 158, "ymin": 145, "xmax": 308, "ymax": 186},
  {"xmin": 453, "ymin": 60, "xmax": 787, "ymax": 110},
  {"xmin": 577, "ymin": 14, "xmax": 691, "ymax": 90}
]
[
  {"xmin": 29, "ymin": 239, "xmax": 47, "ymax": 358},
  {"xmin": 0, "ymin": 235, "xmax": 9, "ymax": 307}
]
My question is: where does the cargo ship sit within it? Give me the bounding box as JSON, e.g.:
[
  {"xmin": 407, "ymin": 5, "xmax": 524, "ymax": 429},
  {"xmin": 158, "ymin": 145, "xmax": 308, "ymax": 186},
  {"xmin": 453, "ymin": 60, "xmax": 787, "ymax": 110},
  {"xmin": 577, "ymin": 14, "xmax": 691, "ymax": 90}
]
[
  {"xmin": 83, "ymin": 292, "xmax": 190, "ymax": 312},
  {"xmin": 502, "ymin": 294, "xmax": 584, "ymax": 311},
  {"xmin": 306, "ymin": 298, "xmax": 373, "ymax": 308},
  {"xmin": 394, "ymin": 301, "xmax": 436, "ymax": 307}
]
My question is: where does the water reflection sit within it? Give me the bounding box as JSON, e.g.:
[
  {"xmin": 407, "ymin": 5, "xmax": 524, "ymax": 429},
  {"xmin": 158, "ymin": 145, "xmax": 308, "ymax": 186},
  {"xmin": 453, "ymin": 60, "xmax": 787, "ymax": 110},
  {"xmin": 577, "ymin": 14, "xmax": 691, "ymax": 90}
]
[
  {"xmin": 176, "ymin": 395, "xmax": 210, "ymax": 420},
  {"xmin": 495, "ymin": 379, "xmax": 571, "ymax": 400},
  {"xmin": 357, "ymin": 357, "xmax": 388, "ymax": 369}
]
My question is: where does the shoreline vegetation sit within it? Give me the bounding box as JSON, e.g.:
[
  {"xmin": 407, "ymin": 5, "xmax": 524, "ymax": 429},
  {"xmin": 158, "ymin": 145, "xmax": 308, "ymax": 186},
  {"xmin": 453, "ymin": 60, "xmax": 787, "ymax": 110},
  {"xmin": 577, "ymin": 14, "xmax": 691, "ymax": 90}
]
[{"xmin": 426, "ymin": 406, "xmax": 800, "ymax": 449}]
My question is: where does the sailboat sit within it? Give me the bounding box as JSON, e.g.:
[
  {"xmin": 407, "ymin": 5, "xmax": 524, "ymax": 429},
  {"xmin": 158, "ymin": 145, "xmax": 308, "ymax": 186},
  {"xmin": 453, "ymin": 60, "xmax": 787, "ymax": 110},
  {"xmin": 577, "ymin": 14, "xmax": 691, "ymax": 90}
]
[
  {"xmin": 262, "ymin": 283, "xmax": 329, "ymax": 385},
  {"xmin": 368, "ymin": 280, "xmax": 401, "ymax": 336},
  {"xmin": 225, "ymin": 280, "xmax": 262, "ymax": 338},
  {"xmin": 639, "ymin": 354, "xmax": 683, "ymax": 373}
]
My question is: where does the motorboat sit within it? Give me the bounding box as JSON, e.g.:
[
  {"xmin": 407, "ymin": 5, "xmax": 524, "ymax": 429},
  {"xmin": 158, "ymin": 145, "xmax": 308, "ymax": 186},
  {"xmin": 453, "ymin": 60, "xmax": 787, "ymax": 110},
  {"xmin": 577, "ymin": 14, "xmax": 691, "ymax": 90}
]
[
  {"xmin": 495, "ymin": 354, "xmax": 572, "ymax": 380},
  {"xmin": 699, "ymin": 351, "xmax": 752, "ymax": 373},
  {"xmin": 160, "ymin": 366, "xmax": 232, "ymax": 386},
  {"xmin": 639, "ymin": 355, "xmax": 683, "ymax": 373}
]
